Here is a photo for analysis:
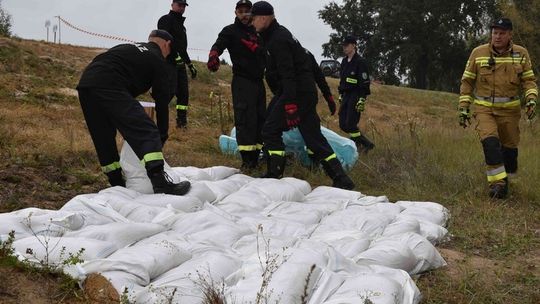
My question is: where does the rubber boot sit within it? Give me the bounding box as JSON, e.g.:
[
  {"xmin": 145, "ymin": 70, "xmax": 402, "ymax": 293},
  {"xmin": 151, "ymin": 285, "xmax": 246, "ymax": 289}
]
[
  {"xmin": 147, "ymin": 166, "xmax": 191, "ymax": 195},
  {"xmin": 176, "ymin": 109, "xmax": 187, "ymax": 129},
  {"xmin": 240, "ymin": 151, "xmax": 258, "ymax": 170},
  {"xmin": 262, "ymin": 154, "xmax": 286, "ymax": 178},
  {"xmin": 321, "ymin": 158, "xmax": 355, "ymax": 190},
  {"xmin": 501, "ymin": 147, "xmax": 518, "ymax": 176},
  {"xmin": 488, "ymin": 178, "xmax": 508, "ymax": 199},
  {"xmin": 357, "ymin": 134, "xmax": 375, "ymax": 153},
  {"xmin": 106, "ymin": 169, "xmax": 125, "ymax": 187}
]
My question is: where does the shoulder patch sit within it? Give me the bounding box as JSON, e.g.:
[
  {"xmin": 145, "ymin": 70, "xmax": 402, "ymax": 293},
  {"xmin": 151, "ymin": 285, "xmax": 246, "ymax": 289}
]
[{"xmin": 362, "ymin": 72, "xmax": 368, "ymax": 80}]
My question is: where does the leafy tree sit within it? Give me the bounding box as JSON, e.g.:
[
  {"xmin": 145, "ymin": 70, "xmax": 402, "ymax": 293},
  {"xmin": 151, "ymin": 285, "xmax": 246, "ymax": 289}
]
[
  {"xmin": 499, "ymin": 0, "xmax": 540, "ymax": 77},
  {"xmin": 319, "ymin": 0, "xmax": 497, "ymax": 91},
  {"xmin": 0, "ymin": 0, "xmax": 12, "ymax": 37}
]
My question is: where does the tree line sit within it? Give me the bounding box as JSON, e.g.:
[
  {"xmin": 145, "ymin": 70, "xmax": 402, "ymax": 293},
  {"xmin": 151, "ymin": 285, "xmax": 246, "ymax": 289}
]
[{"xmin": 319, "ymin": 0, "xmax": 539, "ymax": 92}]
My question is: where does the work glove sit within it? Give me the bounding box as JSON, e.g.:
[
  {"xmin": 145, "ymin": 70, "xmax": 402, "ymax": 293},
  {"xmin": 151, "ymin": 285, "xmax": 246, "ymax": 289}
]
[
  {"xmin": 355, "ymin": 97, "xmax": 366, "ymax": 112},
  {"xmin": 207, "ymin": 50, "xmax": 220, "ymax": 72},
  {"xmin": 174, "ymin": 55, "xmax": 184, "ymax": 66},
  {"xmin": 526, "ymin": 99, "xmax": 536, "ymax": 120},
  {"xmin": 324, "ymin": 95, "xmax": 336, "ymax": 115},
  {"xmin": 187, "ymin": 63, "xmax": 197, "ymax": 79},
  {"xmin": 458, "ymin": 107, "xmax": 472, "ymax": 128},
  {"xmin": 240, "ymin": 38, "xmax": 259, "ymax": 53},
  {"xmin": 284, "ymin": 103, "xmax": 301, "ymax": 129}
]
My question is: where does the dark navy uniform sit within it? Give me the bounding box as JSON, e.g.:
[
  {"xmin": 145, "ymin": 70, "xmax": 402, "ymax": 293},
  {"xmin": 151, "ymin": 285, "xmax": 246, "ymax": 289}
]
[
  {"xmin": 338, "ymin": 52, "xmax": 373, "ymax": 151},
  {"xmin": 210, "ymin": 17, "xmax": 266, "ymax": 168},
  {"xmin": 158, "ymin": 10, "xmax": 192, "ymax": 127},
  {"xmin": 77, "ymin": 42, "xmax": 171, "ymax": 185},
  {"xmin": 259, "ymin": 17, "xmax": 354, "ymax": 190}
]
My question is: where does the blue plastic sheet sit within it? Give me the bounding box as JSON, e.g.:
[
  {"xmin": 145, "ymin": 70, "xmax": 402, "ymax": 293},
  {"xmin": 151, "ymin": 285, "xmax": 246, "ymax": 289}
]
[{"xmin": 219, "ymin": 127, "xmax": 358, "ymax": 171}]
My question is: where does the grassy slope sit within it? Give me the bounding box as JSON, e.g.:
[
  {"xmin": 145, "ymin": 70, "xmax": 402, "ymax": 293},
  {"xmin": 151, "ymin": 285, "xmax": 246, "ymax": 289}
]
[{"xmin": 0, "ymin": 37, "xmax": 538, "ymax": 303}]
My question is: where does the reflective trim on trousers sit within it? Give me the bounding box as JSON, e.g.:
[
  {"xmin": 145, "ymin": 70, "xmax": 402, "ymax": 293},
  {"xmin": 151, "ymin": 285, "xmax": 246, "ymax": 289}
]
[
  {"xmin": 102, "ymin": 161, "xmax": 121, "ymax": 173},
  {"xmin": 486, "ymin": 166, "xmax": 508, "ymax": 183}
]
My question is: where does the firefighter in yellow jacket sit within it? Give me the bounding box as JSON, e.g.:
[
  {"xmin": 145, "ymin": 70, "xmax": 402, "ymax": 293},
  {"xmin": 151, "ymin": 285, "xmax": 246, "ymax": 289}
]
[{"xmin": 459, "ymin": 18, "xmax": 537, "ymax": 199}]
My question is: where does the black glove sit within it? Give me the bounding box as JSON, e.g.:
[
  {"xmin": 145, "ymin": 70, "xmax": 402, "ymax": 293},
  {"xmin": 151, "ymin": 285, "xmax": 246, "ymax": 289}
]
[
  {"xmin": 187, "ymin": 63, "xmax": 197, "ymax": 79},
  {"xmin": 458, "ymin": 107, "xmax": 472, "ymax": 128},
  {"xmin": 324, "ymin": 95, "xmax": 336, "ymax": 115}
]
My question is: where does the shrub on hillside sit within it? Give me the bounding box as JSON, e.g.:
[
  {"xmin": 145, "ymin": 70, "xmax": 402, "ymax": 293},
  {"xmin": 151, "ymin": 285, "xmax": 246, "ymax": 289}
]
[{"xmin": 0, "ymin": 0, "xmax": 12, "ymax": 37}]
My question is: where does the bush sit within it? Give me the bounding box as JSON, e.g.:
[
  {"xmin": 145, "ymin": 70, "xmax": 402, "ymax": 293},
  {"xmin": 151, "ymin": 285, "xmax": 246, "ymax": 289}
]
[{"xmin": 0, "ymin": 0, "xmax": 12, "ymax": 37}]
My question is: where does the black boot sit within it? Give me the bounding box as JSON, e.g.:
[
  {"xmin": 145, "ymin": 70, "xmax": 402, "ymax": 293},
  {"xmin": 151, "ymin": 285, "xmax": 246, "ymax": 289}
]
[
  {"xmin": 262, "ymin": 154, "xmax": 286, "ymax": 178},
  {"xmin": 357, "ymin": 134, "xmax": 375, "ymax": 153},
  {"xmin": 321, "ymin": 158, "xmax": 355, "ymax": 190},
  {"xmin": 488, "ymin": 178, "xmax": 508, "ymax": 199},
  {"xmin": 147, "ymin": 166, "xmax": 191, "ymax": 195},
  {"xmin": 106, "ymin": 169, "xmax": 125, "ymax": 187},
  {"xmin": 176, "ymin": 109, "xmax": 187, "ymax": 129},
  {"xmin": 501, "ymin": 147, "xmax": 518, "ymax": 175},
  {"xmin": 240, "ymin": 151, "xmax": 258, "ymax": 170}
]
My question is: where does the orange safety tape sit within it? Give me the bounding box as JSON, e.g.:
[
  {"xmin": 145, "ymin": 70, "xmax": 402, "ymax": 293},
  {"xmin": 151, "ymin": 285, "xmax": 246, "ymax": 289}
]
[{"xmin": 57, "ymin": 16, "xmax": 226, "ymax": 53}]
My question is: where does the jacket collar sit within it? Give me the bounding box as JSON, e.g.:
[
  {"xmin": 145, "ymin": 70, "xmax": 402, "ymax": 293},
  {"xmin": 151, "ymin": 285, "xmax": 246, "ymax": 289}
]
[
  {"xmin": 169, "ymin": 10, "xmax": 186, "ymax": 23},
  {"xmin": 260, "ymin": 19, "xmax": 279, "ymax": 40},
  {"xmin": 490, "ymin": 41, "xmax": 513, "ymax": 56},
  {"xmin": 234, "ymin": 17, "xmax": 250, "ymax": 30}
]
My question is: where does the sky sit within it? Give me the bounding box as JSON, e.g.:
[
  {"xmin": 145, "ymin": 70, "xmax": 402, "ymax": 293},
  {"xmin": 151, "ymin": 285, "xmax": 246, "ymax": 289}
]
[{"xmin": 3, "ymin": 0, "xmax": 342, "ymax": 63}]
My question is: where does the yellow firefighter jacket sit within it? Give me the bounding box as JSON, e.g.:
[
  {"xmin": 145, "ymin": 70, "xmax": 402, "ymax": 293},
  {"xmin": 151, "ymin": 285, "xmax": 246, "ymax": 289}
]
[{"xmin": 459, "ymin": 42, "xmax": 537, "ymax": 109}]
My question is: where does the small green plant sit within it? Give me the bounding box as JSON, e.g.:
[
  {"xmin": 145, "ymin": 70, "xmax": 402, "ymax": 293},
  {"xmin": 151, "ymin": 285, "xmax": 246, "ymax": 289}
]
[{"xmin": 0, "ymin": 230, "xmax": 15, "ymax": 257}]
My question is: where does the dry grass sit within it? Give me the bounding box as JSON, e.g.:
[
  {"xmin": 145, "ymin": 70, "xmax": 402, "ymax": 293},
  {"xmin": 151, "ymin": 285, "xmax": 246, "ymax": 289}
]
[{"xmin": 0, "ymin": 37, "xmax": 539, "ymax": 303}]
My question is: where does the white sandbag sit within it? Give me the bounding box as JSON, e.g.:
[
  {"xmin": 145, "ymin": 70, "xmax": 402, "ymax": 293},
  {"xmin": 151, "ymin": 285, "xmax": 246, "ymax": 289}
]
[
  {"xmin": 309, "ymin": 230, "xmax": 372, "ymax": 259},
  {"xmin": 60, "ymin": 195, "xmax": 129, "ymax": 225},
  {"xmin": 216, "ymin": 187, "xmax": 275, "ymax": 216},
  {"xmin": 131, "ymin": 193, "xmax": 203, "ymax": 212},
  {"xmin": 231, "ymin": 234, "xmax": 297, "ymax": 258},
  {"xmin": 65, "ymin": 222, "xmax": 166, "ymax": 249},
  {"xmin": 135, "ymin": 249, "xmax": 241, "ymax": 304},
  {"xmin": 262, "ymin": 201, "xmax": 327, "ymax": 225},
  {"xmin": 314, "ymin": 209, "xmax": 395, "ymax": 238},
  {"xmin": 347, "ymin": 195, "xmax": 392, "ymax": 207},
  {"xmin": 201, "ymin": 174, "xmax": 253, "ymax": 201},
  {"xmin": 81, "ymin": 239, "xmax": 192, "ymax": 286},
  {"xmin": 396, "ymin": 201, "xmax": 450, "ymax": 227},
  {"xmin": 98, "ymin": 186, "xmax": 140, "ymax": 200},
  {"xmin": 238, "ymin": 215, "xmax": 313, "ymax": 238},
  {"xmin": 302, "ymin": 199, "xmax": 348, "ymax": 214},
  {"xmin": 98, "ymin": 199, "xmax": 167, "ymax": 223},
  {"xmin": 395, "ymin": 214, "xmax": 448, "ymax": 244},
  {"xmin": 322, "ymin": 266, "xmax": 421, "ymax": 304},
  {"xmin": 14, "ymin": 236, "xmax": 116, "ymax": 265},
  {"xmin": 381, "ymin": 232, "xmax": 447, "ymax": 275},
  {"xmin": 227, "ymin": 262, "xmax": 322, "ymax": 304},
  {"xmin": 171, "ymin": 209, "xmax": 251, "ymax": 248},
  {"xmin": 305, "ymin": 186, "xmax": 362, "ymax": 202},
  {"xmin": 382, "ymin": 217, "xmax": 421, "ymax": 238},
  {"xmin": 248, "ymin": 178, "xmax": 308, "ymax": 202},
  {"xmin": 183, "ymin": 181, "xmax": 217, "ymax": 203},
  {"xmin": 0, "ymin": 208, "xmax": 74, "ymax": 239},
  {"xmin": 172, "ymin": 166, "xmax": 240, "ymax": 181},
  {"xmin": 354, "ymin": 239, "xmax": 419, "ymax": 273}
]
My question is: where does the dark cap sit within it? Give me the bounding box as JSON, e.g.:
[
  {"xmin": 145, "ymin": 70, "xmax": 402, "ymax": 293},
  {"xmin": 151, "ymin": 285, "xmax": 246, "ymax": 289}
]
[
  {"xmin": 342, "ymin": 36, "xmax": 357, "ymax": 45},
  {"xmin": 172, "ymin": 0, "xmax": 188, "ymax": 6},
  {"xmin": 491, "ymin": 18, "xmax": 512, "ymax": 30},
  {"xmin": 236, "ymin": 0, "xmax": 252, "ymax": 9},
  {"xmin": 149, "ymin": 29, "xmax": 174, "ymax": 43},
  {"xmin": 251, "ymin": 1, "xmax": 274, "ymax": 16}
]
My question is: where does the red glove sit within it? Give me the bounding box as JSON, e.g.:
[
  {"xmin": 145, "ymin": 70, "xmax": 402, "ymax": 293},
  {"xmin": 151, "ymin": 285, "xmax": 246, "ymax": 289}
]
[
  {"xmin": 284, "ymin": 103, "xmax": 300, "ymax": 129},
  {"xmin": 207, "ymin": 50, "xmax": 220, "ymax": 72},
  {"xmin": 325, "ymin": 95, "xmax": 336, "ymax": 115},
  {"xmin": 241, "ymin": 38, "xmax": 259, "ymax": 53}
]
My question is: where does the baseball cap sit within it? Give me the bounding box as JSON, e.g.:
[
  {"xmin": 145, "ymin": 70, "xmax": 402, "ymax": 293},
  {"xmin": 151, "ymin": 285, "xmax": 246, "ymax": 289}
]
[
  {"xmin": 236, "ymin": 0, "xmax": 252, "ymax": 9},
  {"xmin": 251, "ymin": 1, "xmax": 274, "ymax": 16},
  {"xmin": 149, "ymin": 29, "xmax": 174, "ymax": 43},
  {"xmin": 173, "ymin": 0, "xmax": 188, "ymax": 6},
  {"xmin": 491, "ymin": 18, "xmax": 512, "ymax": 30}
]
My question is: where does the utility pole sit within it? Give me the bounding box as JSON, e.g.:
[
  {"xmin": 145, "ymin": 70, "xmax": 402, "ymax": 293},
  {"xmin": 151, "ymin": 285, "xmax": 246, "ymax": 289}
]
[{"xmin": 45, "ymin": 20, "xmax": 50, "ymax": 42}]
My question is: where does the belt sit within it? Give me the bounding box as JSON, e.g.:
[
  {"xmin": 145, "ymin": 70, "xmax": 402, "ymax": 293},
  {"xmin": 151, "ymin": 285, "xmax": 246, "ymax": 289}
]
[{"xmin": 474, "ymin": 95, "xmax": 518, "ymax": 103}]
